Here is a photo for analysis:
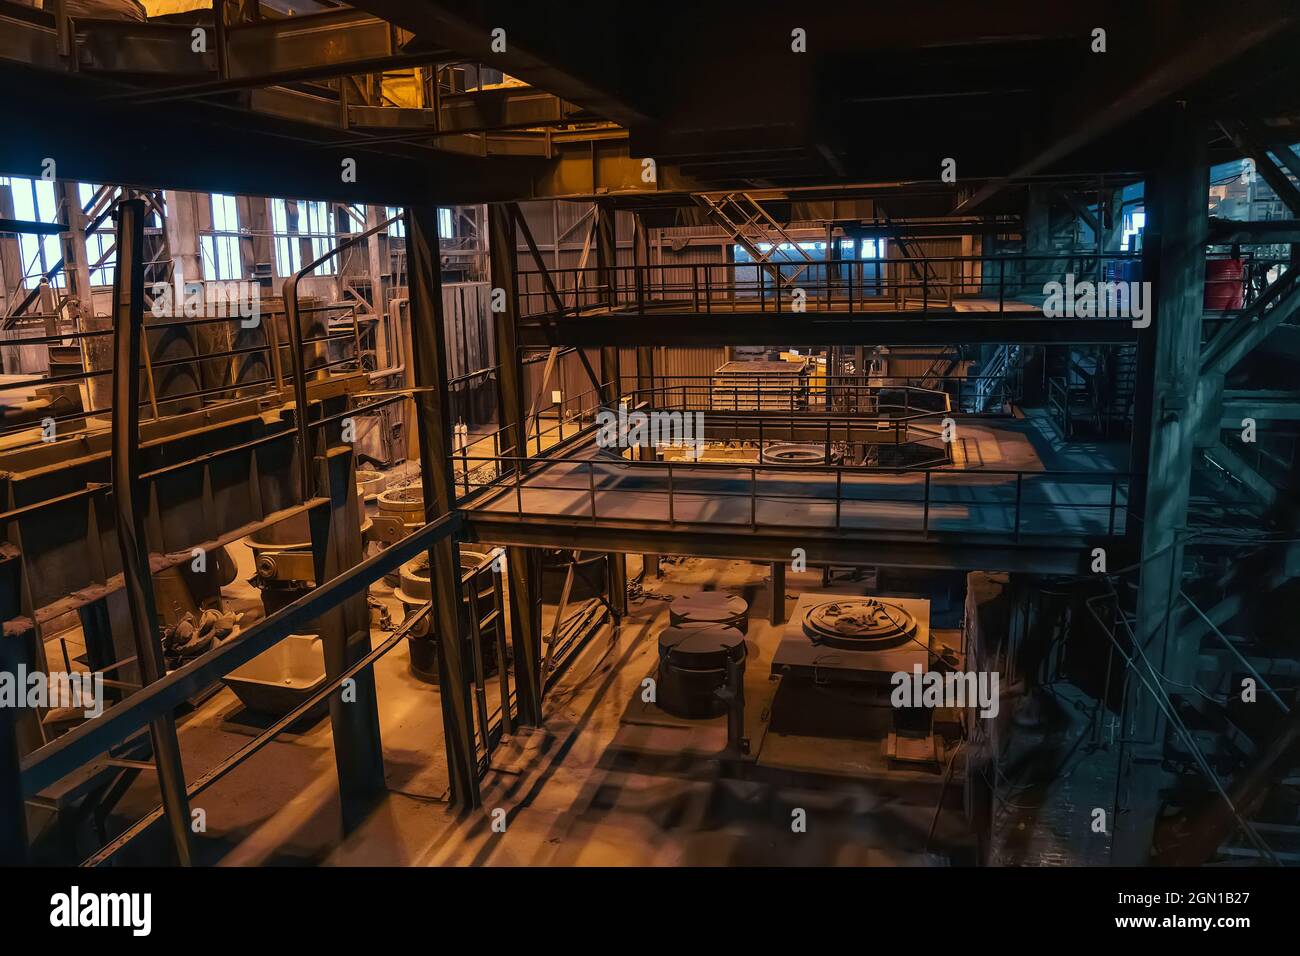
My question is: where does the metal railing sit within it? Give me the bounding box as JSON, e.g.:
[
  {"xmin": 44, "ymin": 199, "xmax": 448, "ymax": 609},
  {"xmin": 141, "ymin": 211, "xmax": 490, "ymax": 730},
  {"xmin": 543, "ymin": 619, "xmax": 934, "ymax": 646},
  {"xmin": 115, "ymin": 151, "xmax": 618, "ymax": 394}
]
[
  {"xmin": 622, "ymin": 376, "xmax": 1021, "ymax": 416},
  {"xmin": 0, "ymin": 299, "xmax": 366, "ymax": 444},
  {"xmin": 458, "ymin": 452, "xmax": 1131, "ymax": 541},
  {"xmin": 19, "ymin": 510, "xmax": 461, "ymax": 866},
  {"xmin": 516, "ymin": 253, "xmax": 1146, "ymax": 319}
]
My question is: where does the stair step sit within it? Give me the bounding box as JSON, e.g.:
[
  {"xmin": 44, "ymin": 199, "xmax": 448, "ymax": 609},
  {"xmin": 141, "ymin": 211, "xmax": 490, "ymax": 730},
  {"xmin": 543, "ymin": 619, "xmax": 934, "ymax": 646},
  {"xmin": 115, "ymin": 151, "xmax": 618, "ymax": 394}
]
[{"xmin": 1216, "ymin": 844, "xmax": 1300, "ymax": 863}]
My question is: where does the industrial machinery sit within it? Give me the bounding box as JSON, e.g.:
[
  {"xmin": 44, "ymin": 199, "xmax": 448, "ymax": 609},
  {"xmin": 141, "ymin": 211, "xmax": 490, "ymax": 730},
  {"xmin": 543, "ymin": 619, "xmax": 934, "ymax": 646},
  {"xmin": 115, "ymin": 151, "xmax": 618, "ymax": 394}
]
[
  {"xmin": 246, "ymin": 509, "xmax": 374, "ymax": 615},
  {"xmin": 711, "ymin": 359, "xmax": 809, "ymax": 411},
  {"xmin": 771, "ymin": 593, "xmax": 942, "ymax": 764},
  {"xmin": 394, "ymin": 547, "xmax": 501, "ymax": 684},
  {"xmin": 655, "ymin": 623, "xmax": 747, "ymax": 718},
  {"xmin": 773, "ymin": 593, "xmax": 929, "ymax": 684}
]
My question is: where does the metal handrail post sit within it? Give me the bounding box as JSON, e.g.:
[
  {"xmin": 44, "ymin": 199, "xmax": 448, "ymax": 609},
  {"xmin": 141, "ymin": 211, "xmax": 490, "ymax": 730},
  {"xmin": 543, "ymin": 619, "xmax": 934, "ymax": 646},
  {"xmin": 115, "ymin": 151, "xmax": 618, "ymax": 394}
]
[{"xmin": 922, "ymin": 470, "xmax": 931, "ymax": 535}]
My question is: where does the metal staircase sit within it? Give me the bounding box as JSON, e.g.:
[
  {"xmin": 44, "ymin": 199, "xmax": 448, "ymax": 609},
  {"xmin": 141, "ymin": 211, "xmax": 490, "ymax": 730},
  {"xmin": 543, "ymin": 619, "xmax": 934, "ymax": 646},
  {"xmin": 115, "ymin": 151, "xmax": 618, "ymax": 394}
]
[
  {"xmin": 1087, "ymin": 587, "xmax": 1298, "ymax": 865},
  {"xmin": 1047, "ymin": 345, "xmax": 1137, "ymax": 439},
  {"xmin": 891, "ymin": 226, "xmax": 948, "ymax": 304},
  {"xmin": 917, "ymin": 347, "xmax": 961, "ymax": 391},
  {"xmin": 966, "ymin": 344, "xmax": 1019, "ymax": 412},
  {"xmin": 694, "ymin": 192, "xmax": 815, "ymax": 287}
]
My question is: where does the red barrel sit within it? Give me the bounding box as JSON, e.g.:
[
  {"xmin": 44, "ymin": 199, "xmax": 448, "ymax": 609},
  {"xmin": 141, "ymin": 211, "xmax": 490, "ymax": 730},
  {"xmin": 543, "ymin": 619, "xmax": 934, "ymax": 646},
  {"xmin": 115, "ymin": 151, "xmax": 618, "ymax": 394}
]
[{"xmin": 1205, "ymin": 258, "xmax": 1245, "ymax": 310}]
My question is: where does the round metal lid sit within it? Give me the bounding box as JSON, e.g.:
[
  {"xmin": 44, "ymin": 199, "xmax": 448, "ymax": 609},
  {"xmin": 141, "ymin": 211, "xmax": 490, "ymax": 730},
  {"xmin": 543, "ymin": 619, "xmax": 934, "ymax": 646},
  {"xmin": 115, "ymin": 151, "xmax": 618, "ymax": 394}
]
[
  {"xmin": 801, "ymin": 598, "xmax": 919, "ymax": 650},
  {"xmin": 658, "ymin": 623, "xmax": 746, "ymax": 668},
  {"xmin": 670, "ymin": 591, "xmax": 748, "ymax": 623}
]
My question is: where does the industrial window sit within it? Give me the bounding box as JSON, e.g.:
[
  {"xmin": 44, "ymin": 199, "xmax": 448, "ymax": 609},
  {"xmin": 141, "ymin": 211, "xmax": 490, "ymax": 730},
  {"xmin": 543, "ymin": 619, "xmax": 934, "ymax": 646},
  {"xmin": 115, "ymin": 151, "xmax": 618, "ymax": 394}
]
[
  {"xmin": 732, "ymin": 239, "xmax": 870, "ymax": 295},
  {"xmin": 385, "ymin": 205, "xmax": 405, "ymax": 237},
  {"xmin": 271, "ymin": 199, "xmax": 337, "ymax": 277},
  {"xmin": 2, "ymin": 175, "xmax": 62, "ymax": 289},
  {"xmin": 1120, "ymin": 209, "xmax": 1145, "ymax": 252},
  {"xmin": 78, "ymin": 183, "xmax": 116, "ymax": 286},
  {"xmin": 384, "ymin": 206, "xmax": 452, "ymax": 237},
  {"xmin": 201, "ymin": 192, "xmax": 243, "ymax": 281},
  {"xmin": 341, "ymin": 204, "xmax": 367, "ymax": 233},
  {"xmin": 858, "ymin": 238, "xmax": 886, "ymax": 292}
]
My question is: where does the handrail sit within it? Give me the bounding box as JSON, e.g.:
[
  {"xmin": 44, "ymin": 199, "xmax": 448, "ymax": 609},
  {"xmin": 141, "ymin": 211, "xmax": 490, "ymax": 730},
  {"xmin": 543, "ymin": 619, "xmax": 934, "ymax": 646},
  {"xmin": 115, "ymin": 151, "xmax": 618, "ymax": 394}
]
[
  {"xmin": 457, "ymin": 451, "xmax": 1131, "ymax": 539},
  {"xmin": 20, "ymin": 509, "xmax": 460, "ymax": 799},
  {"xmin": 514, "ymin": 251, "xmax": 1154, "ymax": 321},
  {"xmin": 1179, "ymin": 590, "xmax": 1290, "ymax": 715}
]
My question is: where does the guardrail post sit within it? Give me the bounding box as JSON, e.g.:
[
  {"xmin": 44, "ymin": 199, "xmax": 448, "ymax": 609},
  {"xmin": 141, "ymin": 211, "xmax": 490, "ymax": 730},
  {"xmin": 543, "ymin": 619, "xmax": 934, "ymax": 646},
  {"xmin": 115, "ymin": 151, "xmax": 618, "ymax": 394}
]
[
  {"xmin": 922, "ymin": 470, "xmax": 931, "ymax": 536},
  {"xmin": 667, "ymin": 462, "xmax": 675, "ymax": 525},
  {"xmin": 835, "ymin": 467, "xmax": 842, "ymax": 530},
  {"xmin": 1013, "ymin": 472, "xmax": 1023, "ymax": 540}
]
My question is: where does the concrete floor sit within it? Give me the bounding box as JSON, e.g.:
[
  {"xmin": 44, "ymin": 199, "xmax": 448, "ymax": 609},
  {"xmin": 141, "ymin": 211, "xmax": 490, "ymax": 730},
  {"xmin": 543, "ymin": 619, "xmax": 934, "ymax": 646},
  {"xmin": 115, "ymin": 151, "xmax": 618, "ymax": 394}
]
[{"xmin": 94, "ymin": 544, "xmax": 973, "ymax": 866}]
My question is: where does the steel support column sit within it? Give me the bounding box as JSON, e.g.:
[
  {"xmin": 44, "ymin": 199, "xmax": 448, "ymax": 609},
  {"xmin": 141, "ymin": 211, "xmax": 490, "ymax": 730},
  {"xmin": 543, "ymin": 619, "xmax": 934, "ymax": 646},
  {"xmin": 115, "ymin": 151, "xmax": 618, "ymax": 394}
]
[
  {"xmin": 506, "ymin": 545, "xmax": 543, "ymax": 726},
  {"xmin": 489, "ymin": 203, "xmax": 527, "ymax": 465},
  {"xmin": 407, "ymin": 204, "xmax": 481, "ymax": 809},
  {"xmin": 594, "ymin": 201, "xmax": 627, "ymax": 616},
  {"xmin": 770, "ymin": 561, "xmax": 787, "ymax": 625},
  {"xmin": 0, "ymin": 631, "xmax": 28, "ymax": 863},
  {"xmin": 308, "ymin": 446, "xmax": 387, "ymax": 830},
  {"xmin": 1112, "ymin": 104, "xmax": 1208, "ymax": 865},
  {"xmin": 110, "ymin": 198, "xmax": 194, "ymax": 866},
  {"xmin": 595, "ymin": 200, "xmax": 619, "ymax": 403},
  {"xmin": 633, "ymin": 212, "xmax": 655, "ymax": 401}
]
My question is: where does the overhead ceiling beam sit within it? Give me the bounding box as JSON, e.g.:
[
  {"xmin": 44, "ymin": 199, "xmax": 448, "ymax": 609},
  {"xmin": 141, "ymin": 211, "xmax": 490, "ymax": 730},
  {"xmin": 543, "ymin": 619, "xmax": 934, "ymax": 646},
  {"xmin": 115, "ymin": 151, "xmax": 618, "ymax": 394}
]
[
  {"xmin": 1208, "ymin": 218, "xmax": 1300, "ymax": 244},
  {"xmin": 0, "ymin": 218, "xmax": 63, "ymax": 236},
  {"xmin": 341, "ymin": 0, "xmax": 655, "ymax": 129},
  {"xmin": 955, "ymin": 2, "xmax": 1298, "ymax": 214},
  {"xmin": 517, "ymin": 314, "xmax": 1142, "ymax": 348},
  {"xmin": 1217, "ymin": 120, "xmax": 1300, "ymax": 215}
]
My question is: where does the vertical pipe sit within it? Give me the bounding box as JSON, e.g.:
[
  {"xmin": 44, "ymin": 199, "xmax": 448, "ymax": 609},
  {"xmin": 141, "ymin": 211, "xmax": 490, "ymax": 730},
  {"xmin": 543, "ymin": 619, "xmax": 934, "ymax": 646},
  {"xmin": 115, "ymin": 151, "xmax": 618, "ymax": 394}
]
[{"xmin": 110, "ymin": 199, "xmax": 193, "ymax": 866}]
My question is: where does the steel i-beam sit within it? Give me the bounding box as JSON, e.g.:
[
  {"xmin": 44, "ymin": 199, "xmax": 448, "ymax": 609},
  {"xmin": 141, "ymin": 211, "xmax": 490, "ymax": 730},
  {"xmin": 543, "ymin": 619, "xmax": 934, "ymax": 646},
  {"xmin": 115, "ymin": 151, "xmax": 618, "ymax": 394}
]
[
  {"xmin": 1112, "ymin": 105, "xmax": 1208, "ymax": 866},
  {"xmin": 407, "ymin": 204, "xmax": 481, "ymax": 809},
  {"xmin": 110, "ymin": 198, "xmax": 194, "ymax": 866}
]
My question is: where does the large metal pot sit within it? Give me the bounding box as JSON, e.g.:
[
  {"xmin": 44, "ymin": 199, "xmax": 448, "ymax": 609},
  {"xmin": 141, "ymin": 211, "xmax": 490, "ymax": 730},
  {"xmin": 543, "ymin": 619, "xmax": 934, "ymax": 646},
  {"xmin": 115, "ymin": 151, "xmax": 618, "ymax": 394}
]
[{"xmin": 396, "ymin": 547, "xmax": 501, "ymax": 684}]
